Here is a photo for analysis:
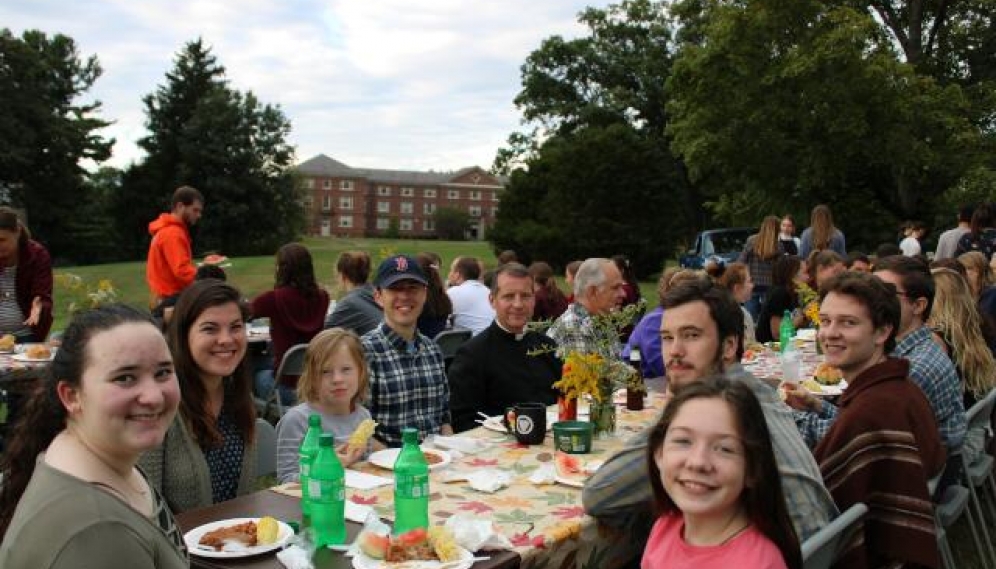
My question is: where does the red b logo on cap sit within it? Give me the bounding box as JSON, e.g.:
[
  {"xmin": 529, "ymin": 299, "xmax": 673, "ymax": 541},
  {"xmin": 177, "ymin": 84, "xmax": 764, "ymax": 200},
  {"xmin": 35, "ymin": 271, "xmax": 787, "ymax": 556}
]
[{"xmin": 395, "ymin": 256, "xmax": 408, "ymax": 272}]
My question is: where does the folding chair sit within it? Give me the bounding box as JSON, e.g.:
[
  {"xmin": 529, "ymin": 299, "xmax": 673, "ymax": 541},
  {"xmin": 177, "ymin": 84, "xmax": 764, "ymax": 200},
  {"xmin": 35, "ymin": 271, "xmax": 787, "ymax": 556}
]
[
  {"xmin": 433, "ymin": 328, "xmax": 472, "ymax": 370},
  {"xmin": 962, "ymin": 388, "xmax": 996, "ymax": 566},
  {"xmin": 255, "ymin": 343, "xmax": 308, "ymax": 421},
  {"xmin": 254, "ymin": 417, "xmax": 277, "ymax": 479},
  {"xmin": 802, "ymin": 502, "xmax": 868, "ymax": 569},
  {"xmin": 930, "ymin": 469, "xmax": 985, "ymax": 569}
]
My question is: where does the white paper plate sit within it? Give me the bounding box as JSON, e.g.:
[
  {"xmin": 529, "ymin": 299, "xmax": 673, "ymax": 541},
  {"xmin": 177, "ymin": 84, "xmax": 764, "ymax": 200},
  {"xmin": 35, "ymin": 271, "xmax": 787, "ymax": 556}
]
[
  {"xmin": 554, "ymin": 475, "xmax": 586, "ymax": 488},
  {"xmin": 185, "ymin": 517, "xmax": 293, "ymax": 558},
  {"xmin": 12, "ymin": 352, "xmax": 53, "ymax": 363},
  {"xmin": 367, "ymin": 448, "xmax": 451, "ymax": 471},
  {"xmin": 807, "ymin": 379, "xmax": 848, "ymax": 397},
  {"xmin": 352, "ymin": 545, "xmax": 473, "ymax": 569}
]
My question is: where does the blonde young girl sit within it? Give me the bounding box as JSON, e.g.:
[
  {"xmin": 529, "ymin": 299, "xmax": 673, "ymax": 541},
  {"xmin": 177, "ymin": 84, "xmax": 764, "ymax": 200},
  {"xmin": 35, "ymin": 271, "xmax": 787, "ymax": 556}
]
[
  {"xmin": 644, "ymin": 376, "xmax": 801, "ymax": 569},
  {"xmin": 274, "ymin": 328, "xmax": 382, "ymax": 482}
]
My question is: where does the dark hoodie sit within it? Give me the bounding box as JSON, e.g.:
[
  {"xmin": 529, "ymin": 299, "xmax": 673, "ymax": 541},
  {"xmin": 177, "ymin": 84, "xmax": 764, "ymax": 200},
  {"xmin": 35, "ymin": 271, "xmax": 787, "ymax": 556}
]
[{"xmin": 251, "ymin": 286, "xmax": 330, "ymax": 386}]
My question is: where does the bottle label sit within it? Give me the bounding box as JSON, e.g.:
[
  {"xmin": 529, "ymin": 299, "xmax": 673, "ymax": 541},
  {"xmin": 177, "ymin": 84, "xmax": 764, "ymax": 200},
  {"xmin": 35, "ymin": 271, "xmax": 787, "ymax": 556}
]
[
  {"xmin": 310, "ymin": 477, "xmax": 345, "ymax": 501},
  {"xmin": 395, "ymin": 473, "xmax": 429, "ymax": 499},
  {"xmin": 300, "ymin": 462, "xmax": 310, "ymax": 478}
]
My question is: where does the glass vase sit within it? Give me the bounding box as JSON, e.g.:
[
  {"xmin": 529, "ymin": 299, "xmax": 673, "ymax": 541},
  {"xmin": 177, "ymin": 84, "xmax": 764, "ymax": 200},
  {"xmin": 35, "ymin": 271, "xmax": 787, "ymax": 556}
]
[
  {"xmin": 558, "ymin": 396, "xmax": 577, "ymax": 421},
  {"xmin": 589, "ymin": 400, "xmax": 617, "ymax": 438}
]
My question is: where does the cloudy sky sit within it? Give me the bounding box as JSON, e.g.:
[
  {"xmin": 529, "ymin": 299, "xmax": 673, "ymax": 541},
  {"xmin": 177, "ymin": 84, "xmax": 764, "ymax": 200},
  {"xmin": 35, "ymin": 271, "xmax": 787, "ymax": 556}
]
[{"xmin": 4, "ymin": 0, "xmax": 614, "ymax": 172}]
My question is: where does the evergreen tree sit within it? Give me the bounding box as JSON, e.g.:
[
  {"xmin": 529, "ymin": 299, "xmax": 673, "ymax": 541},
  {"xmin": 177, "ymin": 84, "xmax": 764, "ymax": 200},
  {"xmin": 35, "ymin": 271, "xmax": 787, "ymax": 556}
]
[{"xmin": 113, "ymin": 39, "xmax": 302, "ymax": 259}]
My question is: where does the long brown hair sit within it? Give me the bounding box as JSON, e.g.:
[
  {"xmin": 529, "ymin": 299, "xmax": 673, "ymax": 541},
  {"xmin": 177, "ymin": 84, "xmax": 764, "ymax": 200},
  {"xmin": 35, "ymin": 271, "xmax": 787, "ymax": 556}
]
[
  {"xmin": 529, "ymin": 261, "xmax": 568, "ymax": 305},
  {"xmin": 0, "ymin": 206, "xmax": 30, "ymax": 248},
  {"xmin": 416, "ymin": 252, "xmax": 453, "ymax": 318},
  {"xmin": 167, "ymin": 280, "xmax": 255, "ymax": 447},
  {"xmin": 647, "ymin": 376, "xmax": 801, "ymax": 569},
  {"xmin": 929, "ymin": 268, "xmax": 996, "ymax": 397},
  {"xmin": 809, "ymin": 205, "xmax": 835, "ymax": 251},
  {"xmin": 754, "ymin": 216, "xmax": 781, "ymax": 260},
  {"xmin": 0, "ymin": 305, "xmax": 155, "ymax": 538},
  {"xmin": 275, "ymin": 243, "xmax": 320, "ymax": 298}
]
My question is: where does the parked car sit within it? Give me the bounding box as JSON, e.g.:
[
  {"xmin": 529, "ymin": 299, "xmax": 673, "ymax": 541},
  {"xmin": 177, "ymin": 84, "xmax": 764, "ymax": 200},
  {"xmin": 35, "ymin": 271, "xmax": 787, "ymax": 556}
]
[{"xmin": 679, "ymin": 228, "xmax": 754, "ymax": 269}]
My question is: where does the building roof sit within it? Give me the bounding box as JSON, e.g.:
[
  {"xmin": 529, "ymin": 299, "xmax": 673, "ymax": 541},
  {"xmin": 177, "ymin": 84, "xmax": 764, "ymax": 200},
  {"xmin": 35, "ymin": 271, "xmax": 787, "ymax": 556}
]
[{"xmin": 296, "ymin": 154, "xmax": 499, "ymax": 186}]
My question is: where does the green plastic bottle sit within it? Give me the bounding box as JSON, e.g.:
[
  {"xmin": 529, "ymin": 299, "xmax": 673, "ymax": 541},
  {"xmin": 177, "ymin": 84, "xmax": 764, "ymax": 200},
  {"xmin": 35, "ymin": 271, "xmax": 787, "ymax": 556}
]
[
  {"xmin": 309, "ymin": 433, "xmax": 347, "ymax": 546},
  {"xmin": 298, "ymin": 414, "xmax": 323, "ymax": 526},
  {"xmin": 393, "ymin": 428, "xmax": 430, "ymax": 534},
  {"xmin": 779, "ymin": 310, "xmax": 795, "ymax": 353}
]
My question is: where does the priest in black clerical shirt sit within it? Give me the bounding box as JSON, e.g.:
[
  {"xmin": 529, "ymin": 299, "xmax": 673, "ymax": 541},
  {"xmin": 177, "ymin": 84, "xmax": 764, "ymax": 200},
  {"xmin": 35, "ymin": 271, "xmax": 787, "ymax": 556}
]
[{"xmin": 447, "ymin": 263, "xmax": 562, "ymax": 432}]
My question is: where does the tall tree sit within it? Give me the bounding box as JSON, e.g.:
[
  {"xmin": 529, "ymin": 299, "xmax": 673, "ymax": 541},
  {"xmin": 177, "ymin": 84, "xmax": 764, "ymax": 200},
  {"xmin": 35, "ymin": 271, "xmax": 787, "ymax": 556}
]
[
  {"xmin": 0, "ymin": 29, "xmax": 112, "ymax": 259},
  {"xmin": 666, "ymin": 0, "xmax": 986, "ymax": 246},
  {"xmin": 113, "ymin": 39, "xmax": 302, "ymax": 259}
]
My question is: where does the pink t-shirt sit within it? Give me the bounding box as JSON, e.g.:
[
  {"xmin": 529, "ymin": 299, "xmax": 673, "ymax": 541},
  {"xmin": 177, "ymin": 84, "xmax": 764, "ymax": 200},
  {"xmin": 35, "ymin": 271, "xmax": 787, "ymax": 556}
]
[{"xmin": 641, "ymin": 513, "xmax": 788, "ymax": 569}]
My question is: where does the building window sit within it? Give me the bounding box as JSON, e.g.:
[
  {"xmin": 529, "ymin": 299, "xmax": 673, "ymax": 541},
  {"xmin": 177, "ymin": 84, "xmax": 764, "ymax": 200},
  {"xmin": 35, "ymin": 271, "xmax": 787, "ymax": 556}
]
[
  {"xmin": 447, "ymin": 189, "xmax": 459, "ymax": 199},
  {"xmin": 470, "ymin": 190, "xmax": 481, "ymax": 200},
  {"xmin": 322, "ymin": 196, "xmax": 333, "ymax": 211},
  {"xmin": 338, "ymin": 215, "xmax": 353, "ymax": 228},
  {"xmin": 424, "ymin": 188, "xmax": 437, "ymax": 198},
  {"xmin": 491, "ymin": 191, "xmax": 499, "ymax": 201},
  {"xmin": 339, "ymin": 196, "xmax": 353, "ymax": 210},
  {"xmin": 401, "ymin": 187, "xmax": 415, "ymax": 197},
  {"xmin": 378, "ymin": 186, "xmax": 392, "ymax": 196},
  {"xmin": 400, "ymin": 202, "xmax": 413, "ymax": 214},
  {"xmin": 304, "ymin": 179, "xmax": 315, "ymax": 189},
  {"xmin": 423, "ymin": 219, "xmax": 435, "ymax": 231},
  {"xmin": 323, "ymin": 180, "xmax": 332, "ymax": 190},
  {"xmin": 340, "ymin": 180, "xmax": 354, "ymax": 191},
  {"xmin": 376, "ymin": 218, "xmax": 390, "ymax": 230},
  {"xmin": 469, "ymin": 205, "xmax": 481, "ymax": 216},
  {"xmin": 423, "ymin": 203, "xmax": 436, "ymax": 215},
  {"xmin": 400, "ymin": 219, "xmax": 413, "ymax": 231},
  {"xmin": 303, "ymin": 196, "xmax": 314, "ymax": 208},
  {"xmin": 377, "ymin": 201, "xmax": 390, "ymax": 213}
]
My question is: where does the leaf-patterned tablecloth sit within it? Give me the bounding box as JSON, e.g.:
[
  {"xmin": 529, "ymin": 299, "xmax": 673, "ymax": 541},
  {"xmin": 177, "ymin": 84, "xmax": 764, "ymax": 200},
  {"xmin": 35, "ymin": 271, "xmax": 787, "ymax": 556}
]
[{"xmin": 273, "ymin": 394, "xmax": 667, "ymax": 569}]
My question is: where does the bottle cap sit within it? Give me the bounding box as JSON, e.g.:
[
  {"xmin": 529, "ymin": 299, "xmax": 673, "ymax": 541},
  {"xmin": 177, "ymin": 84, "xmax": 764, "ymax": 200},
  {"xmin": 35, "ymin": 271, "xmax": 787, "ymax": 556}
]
[
  {"xmin": 319, "ymin": 433, "xmax": 334, "ymax": 447},
  {"xmin": 309, "ymin": 414, "xmax": 322, "ymax": 427},
  {"xmin": 401, "ymin": 428, "xmax": 419, "ymax": 444},
  {"xmin": 630, "ymin": 348, "xmax": 642, "ymax": 361}
]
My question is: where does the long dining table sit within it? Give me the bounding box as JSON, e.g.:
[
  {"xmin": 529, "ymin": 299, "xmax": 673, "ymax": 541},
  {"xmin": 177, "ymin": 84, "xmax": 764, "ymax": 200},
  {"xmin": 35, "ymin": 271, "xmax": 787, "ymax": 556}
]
[{"xmin": 177, "ymin": 383, "xmax": 668, "ymax": 569}]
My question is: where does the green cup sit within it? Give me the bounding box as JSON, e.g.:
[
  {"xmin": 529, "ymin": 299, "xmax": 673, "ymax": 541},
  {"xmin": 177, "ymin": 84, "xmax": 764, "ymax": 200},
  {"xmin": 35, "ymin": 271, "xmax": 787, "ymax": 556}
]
[{"xmin": 553, "ymin": 421, "xmax": 593, "ymax": 454}]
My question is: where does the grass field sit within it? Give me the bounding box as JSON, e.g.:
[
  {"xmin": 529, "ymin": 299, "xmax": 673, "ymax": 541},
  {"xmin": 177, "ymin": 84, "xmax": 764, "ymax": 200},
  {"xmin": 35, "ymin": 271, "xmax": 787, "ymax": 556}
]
[{"xmin": 53, "ymin": 236, "xmax": 662, "ymax": 331}]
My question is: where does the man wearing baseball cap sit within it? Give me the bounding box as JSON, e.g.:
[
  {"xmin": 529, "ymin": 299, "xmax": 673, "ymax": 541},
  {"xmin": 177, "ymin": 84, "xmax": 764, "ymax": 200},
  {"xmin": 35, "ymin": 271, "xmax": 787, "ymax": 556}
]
[{"xmin": 360, "ymin": 254, "xmax": 453, "ymax": 446}]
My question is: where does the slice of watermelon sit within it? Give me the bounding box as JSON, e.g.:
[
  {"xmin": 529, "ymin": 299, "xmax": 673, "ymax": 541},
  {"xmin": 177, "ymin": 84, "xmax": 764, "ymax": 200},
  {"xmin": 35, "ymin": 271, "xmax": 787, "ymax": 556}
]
[
  {"xmin": 203, "ymin": 254, "xmax": 228, "ymax": 265},
  {"xmin": 554, "ymin": 451, "xmax": 583, "ymax": 477}
]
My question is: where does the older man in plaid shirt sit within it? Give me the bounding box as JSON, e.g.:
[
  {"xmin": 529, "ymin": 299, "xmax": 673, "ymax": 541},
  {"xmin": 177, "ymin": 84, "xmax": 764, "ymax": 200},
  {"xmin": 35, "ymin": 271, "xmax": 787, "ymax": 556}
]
[
  {"xmin": 361, "ymin": 255, "xmax": 453, "ymax": 446},
  {"xmin": 546, "ymin": 258, "xmax": 626, "ymax": 359}
]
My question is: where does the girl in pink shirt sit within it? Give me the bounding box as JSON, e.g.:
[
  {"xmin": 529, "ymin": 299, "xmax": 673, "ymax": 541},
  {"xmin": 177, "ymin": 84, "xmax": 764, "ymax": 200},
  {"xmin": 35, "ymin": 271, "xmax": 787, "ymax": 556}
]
[{"xmin": 642, "ymin": 377, "xmax": 801, "ymax": 569}]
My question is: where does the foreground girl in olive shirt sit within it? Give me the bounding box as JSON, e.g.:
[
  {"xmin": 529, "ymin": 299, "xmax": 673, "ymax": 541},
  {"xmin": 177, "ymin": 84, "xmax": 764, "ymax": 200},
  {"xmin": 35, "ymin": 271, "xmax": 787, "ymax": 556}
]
[{"xmin": 0, "ymin": 305, "xmax": 188, "ymax": 568}]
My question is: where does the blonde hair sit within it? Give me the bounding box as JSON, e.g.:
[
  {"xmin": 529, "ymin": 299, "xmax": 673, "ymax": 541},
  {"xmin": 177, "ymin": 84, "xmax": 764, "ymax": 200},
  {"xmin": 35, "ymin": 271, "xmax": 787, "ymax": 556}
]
[
  {"xmin": 929, "ymin": 268, "xmax": 996, "ymax": 397},
  {"xmin": 296, "ymin": 328, "xmax": 369, "ymax": 407},
  {"xmin": 957, "ymin": 251, "xmax": 994, "ymax": 296},
  {"xmin": 754, "ymin": 216, "xmax": 781, "ymax": 260},
  {"xmin": 810, "ymin": 205, "xmax": 835, "ymax": 251}
]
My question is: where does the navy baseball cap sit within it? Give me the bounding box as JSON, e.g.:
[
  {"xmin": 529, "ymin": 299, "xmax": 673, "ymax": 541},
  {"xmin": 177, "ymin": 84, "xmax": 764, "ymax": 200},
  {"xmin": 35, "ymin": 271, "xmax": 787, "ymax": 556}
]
[{"xmin": 374, "ymin": 255, "xmax": 428, "ymax": 288}]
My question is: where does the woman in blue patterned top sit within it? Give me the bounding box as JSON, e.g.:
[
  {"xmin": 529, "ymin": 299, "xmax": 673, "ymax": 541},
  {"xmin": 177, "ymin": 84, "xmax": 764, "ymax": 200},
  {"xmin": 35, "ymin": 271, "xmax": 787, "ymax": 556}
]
[{"xmin": 140, "ymin": 280, "xmax": 257, "ymax": 512}]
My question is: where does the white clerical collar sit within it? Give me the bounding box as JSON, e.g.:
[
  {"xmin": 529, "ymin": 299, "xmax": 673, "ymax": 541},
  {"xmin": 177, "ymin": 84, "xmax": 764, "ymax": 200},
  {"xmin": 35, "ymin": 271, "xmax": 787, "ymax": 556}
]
[{"xmin": 495, "ymin": 321, "xmax": 525, "ymax": 341}]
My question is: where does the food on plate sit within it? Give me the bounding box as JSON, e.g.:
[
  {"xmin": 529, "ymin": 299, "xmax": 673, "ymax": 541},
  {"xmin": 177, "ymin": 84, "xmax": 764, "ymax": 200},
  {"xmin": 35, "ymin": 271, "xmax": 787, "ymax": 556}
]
[
  {"xmin": 348, "ymin": 419, "xmax": 378, "ymax": 453},
  {"xmin": 358, "ymin": 530, "xmax": 390, "ymax": 559},
  {"xmin": 386, "ymin": 528, "xmax": 436, "ymax": 562},
  {"xmin": 256, "ymin": 516, "xmax": 280, "ymax": 545},
  {"xmin": 0, "ymin": 334, "xmax": 15, "ymax": 351},
  {"xmin": 198, "ymin": 520, "xmax": 257, "ymax": 550},
  {"xmin": 555, "ymin": 451, "xmax": 582, "ymax": 477},
  {"xmin": 742, "ymin": 349, "xmax": 757, "ymax": 361},
  {"xmin": 802, "ymin": 379, "xmax": 824, "ymax": 393},
  {"xmin": 423, "ymin": 450, "xmax": 444, "ymax": 465},
  {"xmin": 428, "ymin": 526, "xmax": 461, "ymax": 562},
  {"xmin": 814, "ymin": 362, "xmax": 844, "ymax": 385},
  {"xmin": 25, "ymin": 344, "xmax": 51, "ymax": 360},
  {"xmin": 203, "ymin": 254, "xmax": 228, "ymax": 265}
]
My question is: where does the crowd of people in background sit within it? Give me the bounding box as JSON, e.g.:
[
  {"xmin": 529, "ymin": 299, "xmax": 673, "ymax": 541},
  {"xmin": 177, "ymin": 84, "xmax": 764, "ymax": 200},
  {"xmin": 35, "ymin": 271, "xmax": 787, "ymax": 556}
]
[{"xmin": 2, "ymin": 190, "xmax": 996, "ymax": 569}]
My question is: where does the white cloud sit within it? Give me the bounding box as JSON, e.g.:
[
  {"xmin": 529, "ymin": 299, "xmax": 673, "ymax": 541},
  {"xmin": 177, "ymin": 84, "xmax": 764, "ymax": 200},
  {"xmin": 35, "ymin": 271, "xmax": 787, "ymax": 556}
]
[{"xmin": 3, "ymin": 0, "xmax": 611, "ymax": 171}]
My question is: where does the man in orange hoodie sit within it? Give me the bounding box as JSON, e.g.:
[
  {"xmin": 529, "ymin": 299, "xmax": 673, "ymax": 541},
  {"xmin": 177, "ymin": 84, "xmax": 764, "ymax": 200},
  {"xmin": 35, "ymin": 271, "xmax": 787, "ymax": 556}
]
[{"xmin": 146, "ymin": 186, "xmax": 204, "ymax": 310}]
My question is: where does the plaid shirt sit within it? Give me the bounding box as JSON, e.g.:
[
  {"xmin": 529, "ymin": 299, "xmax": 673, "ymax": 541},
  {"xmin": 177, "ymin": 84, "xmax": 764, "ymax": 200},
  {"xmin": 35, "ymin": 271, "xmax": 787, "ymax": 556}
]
[
  {"xmin": 546, "ymin": 302, "xmax": 619, "ymax": 360},
  {"xmin": 582, "ymin": 364, "xmax": 836, "ymax": 542},
  {"xmin": 794, "ymin": 325, "xmax": 967, "ymax": 451},
  {"xmin": 361, "ymin": 323, "xmax": 450, "ymax": 447}
]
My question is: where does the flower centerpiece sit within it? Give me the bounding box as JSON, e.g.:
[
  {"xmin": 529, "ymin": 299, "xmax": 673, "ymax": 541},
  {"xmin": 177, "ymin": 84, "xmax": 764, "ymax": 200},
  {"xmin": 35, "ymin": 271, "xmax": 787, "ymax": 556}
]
[{"xmin": 795, "ymin": 280, "xmax": 822, "ymax": 351}]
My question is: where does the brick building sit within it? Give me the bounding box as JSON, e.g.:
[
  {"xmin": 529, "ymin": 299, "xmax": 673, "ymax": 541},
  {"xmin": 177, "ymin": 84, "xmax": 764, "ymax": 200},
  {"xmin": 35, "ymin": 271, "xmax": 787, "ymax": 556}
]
[{"xmin": 296, "ymin": 154, "xmax": 503, "ymax": 240}]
